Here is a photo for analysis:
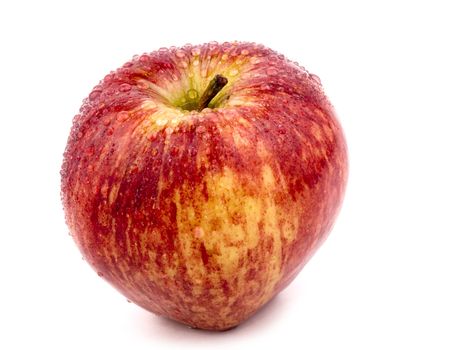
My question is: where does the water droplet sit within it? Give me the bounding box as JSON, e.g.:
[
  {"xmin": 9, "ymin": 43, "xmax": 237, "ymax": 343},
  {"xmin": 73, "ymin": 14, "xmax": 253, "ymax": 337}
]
[
  {"xmin": 103, "ymin": 118, "xmax": 111, "ymax": 126},
  {"xmin": 166, "ymin": 127, "xmax": 173, "ymax": 134},
  {"xmin": 104, "ymin": 73, "xmax": 115, "ymax": 83},
  {"xmin": 77, "ymin": 131, "xmax": 84, "ymax": 139},
  {"xmin": 191, "ymin": 48, "xmax": 201, "ymax": 56},
  {"xmin": 196, "ymin": 125, "xmax": 206, "ymax": 133},
  {"xmin": 310, "ymin": 74, "xmax": 321, "ymax": 84},
  {"xmin": 176, "ymin": 50, "xmax": 185, "ymax": 58},
  {"xmin": 250, "ymin": 57, "xmax": 261, "ymax": 64},
  {"xmin": 137, "ymin": 80, "xmax": 149, "ymax": 89},
  {"xmin": 139, "ymin": 54, "xmax": 150, "ymax": 62},
  {"xmin": 241, "ymin": 49, "xmax": 249, "ymax": 55},
  {"xmin": 266, "ymin": 67, "xmax": 278, "ymax": 75},
  {"xmin": 229, "ymin": 68, "xmax": 238, "ymax": 76},
  {"xmin": 192, "ymin": 60, "xmax": 199, "ymax": 67},
  {"xmin": 221, "ymin": 54, "xmax": 228, "ymax": 60},
  {"xmin": 187, "ymin": 89, "xmax": 198, "ymax": 100},
  {"xmin": 89, "ymin": 89, "xmax": 102, "ymax": 101},
  {"xmin": 117, "ymin": 111, "xmax": 130, "ymax": 122},
  {"xmin": 194, "ymin": 227, "xmax": 204, "ymax": 238},
  {"xmin": 180, "ymin": 61, "xmax": 188, "ymax": 68},
  {"xmin": 119, "ymin": 83, "xmax": 131, "ymax": 92}
]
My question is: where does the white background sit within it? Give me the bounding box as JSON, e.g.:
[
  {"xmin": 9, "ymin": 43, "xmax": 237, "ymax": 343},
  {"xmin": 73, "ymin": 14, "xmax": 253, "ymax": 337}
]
[{"xmin": 1, "ymin": 0, "xmax": 466, "ymax": 349}]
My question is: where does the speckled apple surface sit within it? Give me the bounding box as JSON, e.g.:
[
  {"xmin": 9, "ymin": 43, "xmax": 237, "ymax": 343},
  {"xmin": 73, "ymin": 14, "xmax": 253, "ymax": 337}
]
[{"xmin": 61, "ymin": 42, "xmax": 348, "ymax": 330}]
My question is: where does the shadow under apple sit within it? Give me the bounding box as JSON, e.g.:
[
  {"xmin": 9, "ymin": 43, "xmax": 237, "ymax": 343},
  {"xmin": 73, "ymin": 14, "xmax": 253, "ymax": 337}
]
[{"xmin": 135, "ymin": 292, "xmax": 291, "ymax": 341}]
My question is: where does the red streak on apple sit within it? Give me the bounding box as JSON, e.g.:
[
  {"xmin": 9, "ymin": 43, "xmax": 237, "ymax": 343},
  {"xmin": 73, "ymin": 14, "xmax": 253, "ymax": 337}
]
[{"xmin": 61, "ymin": 42, "xmax": 348, "ymax": 330}]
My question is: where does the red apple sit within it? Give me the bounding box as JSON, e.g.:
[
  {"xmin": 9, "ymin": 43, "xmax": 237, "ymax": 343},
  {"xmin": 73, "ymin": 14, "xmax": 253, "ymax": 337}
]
[{"xmin": 61, "ymin": 42, "xmax": 348, "ymax": 330}]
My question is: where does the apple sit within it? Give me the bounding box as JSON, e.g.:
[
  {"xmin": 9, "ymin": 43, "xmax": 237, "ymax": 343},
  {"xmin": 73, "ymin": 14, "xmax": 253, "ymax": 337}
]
[{"xmin": 61, "ymin": 42, "xmax": 348, "ymax": 331}]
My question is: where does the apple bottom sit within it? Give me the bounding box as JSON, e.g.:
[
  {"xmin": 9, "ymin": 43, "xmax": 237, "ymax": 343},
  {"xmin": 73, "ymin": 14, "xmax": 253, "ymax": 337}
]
[{"xmin": 69, "ymin": 152, "xmax": 346, "ymax": 330}]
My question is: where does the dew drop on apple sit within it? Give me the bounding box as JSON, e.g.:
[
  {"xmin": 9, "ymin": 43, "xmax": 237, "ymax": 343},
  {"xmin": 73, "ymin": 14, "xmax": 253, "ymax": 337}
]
[
  {"xmin": 136, "ymin": 80, "xmax": 149, "ymax": 90},
  {"xmin": 187, "ymin": 89, "xmax": 198, "ymax": 100},
  {"xmin": 248, "ymin": 57, "xmax": 258, "ymax": 65},
  {"xmin": 229, "ymin": 68, "xmax": 238, "ymax": 77},
  {"xmin": 191, "ymin": 48, "xmax": 201, "ymax": 56},
  {"xmin": 221, "ymin": 54, "xmax": 228, "ymax": 61},
  {"xmin": 89, "ymin": 89, "xmax": 102, "ymax": 101},
  {"xmin": 139, "ymin": 54, "xmax": 151, "ymax": 63},
  {"xmin": 117, "ymin": 111, "xmax": 130, "ymax": 122},
  {"xmin": 310, "ymin": 74, "xmax": 321, "ymax": 84},
  {"xmin": 192, "ymin": 60, "xmax": 200, "ymax": 67},
  {"xmin": 266, "ymin": 67, "xmax": 278, "ymax": 76},
  {"xmin": 193, "ymin": 227, "xmax": 204, "ymax": 238},
  {"xmin": 103, "ymin": 72, "xmax": 115, "ymax": 83},
  {"xmin": 241, "ymin": 49, "xmax": 249, "ymax": 56},
  {"xmin": 119, "ymin": 83, "xmax": 131, "ymax": 92},
  {"xmin": 176, "ymin": 50, "xmax": 185, "ymax": 58}
]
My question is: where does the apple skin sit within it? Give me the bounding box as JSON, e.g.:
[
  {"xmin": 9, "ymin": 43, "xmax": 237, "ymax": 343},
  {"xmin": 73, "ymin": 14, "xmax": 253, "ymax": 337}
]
[{"xmin": 61, "ymin": 42, "xmax": 348, "ymax": 330}]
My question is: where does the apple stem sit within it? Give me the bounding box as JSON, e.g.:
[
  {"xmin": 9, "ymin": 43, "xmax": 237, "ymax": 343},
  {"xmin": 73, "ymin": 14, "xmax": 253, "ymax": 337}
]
[{"xmin": 197, "ymin": 74, "xmax": 228, "ymax": 111}]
